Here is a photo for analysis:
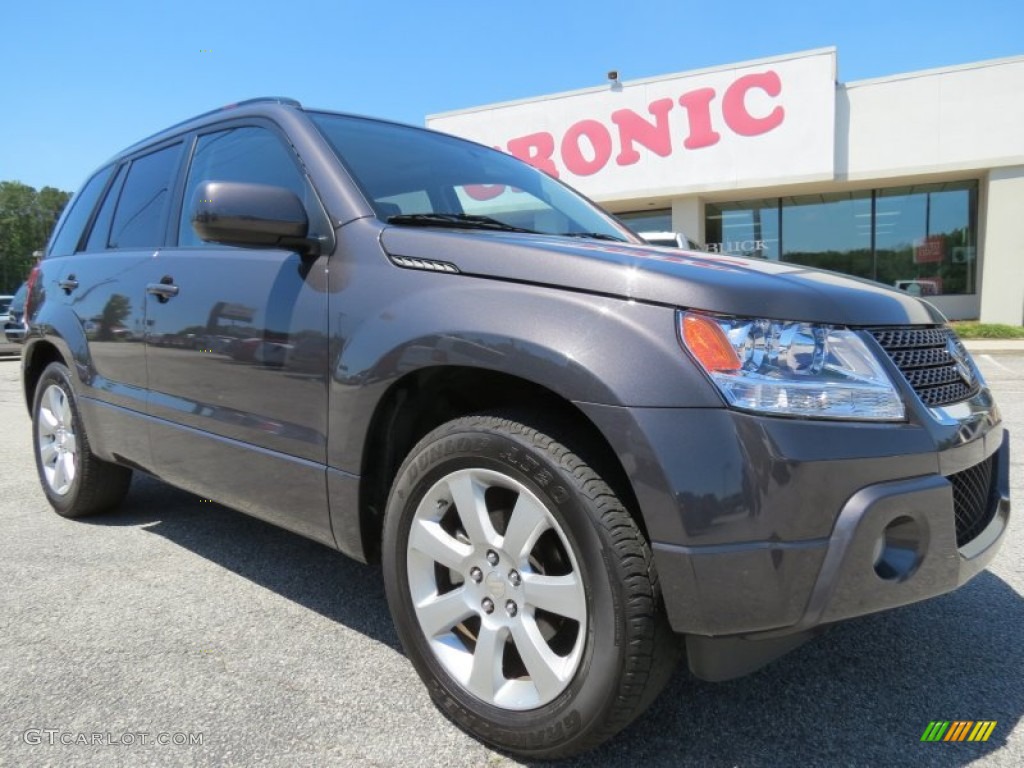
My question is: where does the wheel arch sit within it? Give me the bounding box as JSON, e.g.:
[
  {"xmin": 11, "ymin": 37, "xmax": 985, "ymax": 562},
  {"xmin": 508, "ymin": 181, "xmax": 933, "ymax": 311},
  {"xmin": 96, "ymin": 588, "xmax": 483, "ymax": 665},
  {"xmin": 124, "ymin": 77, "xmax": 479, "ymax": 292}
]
[
  {"xmin": 22, "ymin": 338, "xmax": 72, "ymax": 414},
  {"xmin": 355, "ymin": 366, "xmax": 646, "ymax": 563},
  {"xmin": 21, "ymin": 290, "xmax": 97, "ymax": 410}
]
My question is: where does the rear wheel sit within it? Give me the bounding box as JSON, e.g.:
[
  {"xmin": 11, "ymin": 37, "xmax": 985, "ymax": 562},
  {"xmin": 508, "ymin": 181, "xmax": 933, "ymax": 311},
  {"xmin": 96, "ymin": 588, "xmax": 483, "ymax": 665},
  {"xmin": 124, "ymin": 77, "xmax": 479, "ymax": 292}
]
[
  {"xmin": 32, "ymin": 362, "xmax": 132, "ymax": 518},
  {"xmin": 382, "ymin": 414, "xmax": 679, "ymax": 758}
]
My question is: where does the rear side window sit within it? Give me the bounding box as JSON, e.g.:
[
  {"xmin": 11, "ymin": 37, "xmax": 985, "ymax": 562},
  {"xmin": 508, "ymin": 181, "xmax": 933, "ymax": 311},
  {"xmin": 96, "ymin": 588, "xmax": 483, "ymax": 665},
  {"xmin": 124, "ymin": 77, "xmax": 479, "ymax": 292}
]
[
  {"xmin": 177, "ymin": 126, "xmax": 310, "ymax": 247},
  {"xmin": 85, "ymin": 164, "xmax": 127, "ymax": 252},
  {"xmin": 48, "ymin": 166, "xmax": 114, "ymax": 257},
  {"xmin": 109, "ymin": 143, "xmax": 182, "ymax": 249}
]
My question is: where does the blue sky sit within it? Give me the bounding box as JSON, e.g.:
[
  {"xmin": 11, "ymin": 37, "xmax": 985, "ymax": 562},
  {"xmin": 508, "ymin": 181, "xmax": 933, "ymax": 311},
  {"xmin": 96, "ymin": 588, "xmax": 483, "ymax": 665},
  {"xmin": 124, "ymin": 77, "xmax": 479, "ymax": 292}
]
[{"xmin": 2, "ymin": 0, "xmax": 1022, "ymax": 193}]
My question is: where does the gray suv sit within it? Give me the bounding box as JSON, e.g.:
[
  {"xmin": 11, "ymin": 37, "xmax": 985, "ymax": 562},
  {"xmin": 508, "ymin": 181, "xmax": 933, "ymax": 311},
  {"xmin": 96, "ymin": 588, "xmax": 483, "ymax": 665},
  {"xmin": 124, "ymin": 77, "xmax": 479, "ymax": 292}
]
[{"xmin": 21, "ymin": 98, "xmax": 1009, "ymax": 758}]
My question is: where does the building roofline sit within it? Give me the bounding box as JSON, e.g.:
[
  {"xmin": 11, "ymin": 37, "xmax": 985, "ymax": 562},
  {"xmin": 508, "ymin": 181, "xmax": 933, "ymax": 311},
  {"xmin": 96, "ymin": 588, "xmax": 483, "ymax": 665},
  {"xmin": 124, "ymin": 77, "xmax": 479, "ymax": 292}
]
[
  {"xmin": 427, "ymin": 47, "xmax": 837, "ymax": 121},
  {"xmin": 844, "ymin": 53, "xmax": 1024, "ymax": 89}
]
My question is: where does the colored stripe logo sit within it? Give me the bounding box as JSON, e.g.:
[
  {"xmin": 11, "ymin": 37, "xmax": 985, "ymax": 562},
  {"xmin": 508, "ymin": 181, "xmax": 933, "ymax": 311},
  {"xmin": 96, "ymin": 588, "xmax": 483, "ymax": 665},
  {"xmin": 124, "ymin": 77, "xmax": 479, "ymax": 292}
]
[{"xmin": 921, "ymin": 721, "xmax": 997, "ymax": 742}]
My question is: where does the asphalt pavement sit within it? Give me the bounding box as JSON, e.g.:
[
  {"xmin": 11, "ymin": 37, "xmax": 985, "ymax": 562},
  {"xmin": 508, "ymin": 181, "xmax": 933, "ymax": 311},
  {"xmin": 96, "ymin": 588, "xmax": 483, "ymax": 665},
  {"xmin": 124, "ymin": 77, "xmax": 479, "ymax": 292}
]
[{"xmin": 0, "ymin": 351, "xmax": 1021, "ymax": 768}]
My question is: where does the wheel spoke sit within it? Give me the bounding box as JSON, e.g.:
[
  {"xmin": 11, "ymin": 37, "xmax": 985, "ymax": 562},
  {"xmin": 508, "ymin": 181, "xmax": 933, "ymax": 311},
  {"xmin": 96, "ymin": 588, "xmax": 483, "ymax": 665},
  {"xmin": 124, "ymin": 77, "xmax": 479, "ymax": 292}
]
[
  {"xmin": 39, "ymin": 407, "xmax": 59, "ymax": 432},
  {"xmin": 416, "ymin": 587, "xmax": 474, "ymax": 638},
  {"xmin": 47, "ymin": 387, "xmax": 65, "ymax": 425},
  {"xmin": 52, "ymin": 452, "xmax": 68, "ymax": 491},
  {"xmin": 522, "ymin": 572, "xmax": 585, "ymax": 622},
  {"xmin": 63, "ymin": 433, "xmax": 77, "ymax": 455},
  {"xmin": 447, "ymin": 472, "xmax": 497, "ymax": 548},
  {"xmin": 409, "ymin": 518, "xmax": 471, "ymax": 572},
  {"xmin": 39, "ymin": 441, "xmax": 58, "ymax": 466},
  {"xmin": 466, "ymin": 623, "xmax": 507, "ymax": 701},
  {"xmin": 61, "ymin": 451, "xmax": 76, "ymax": 484},
  {"xmin": 59, "ymin": 395, "xmax": 73, "ymax": 427},
  {"xmin": 511, "ymin": 618, "xmax": 565, "ymax": 702},
  {"xmin": 502, "ymin": 493, "xmax": 549, "ymax": 562}
]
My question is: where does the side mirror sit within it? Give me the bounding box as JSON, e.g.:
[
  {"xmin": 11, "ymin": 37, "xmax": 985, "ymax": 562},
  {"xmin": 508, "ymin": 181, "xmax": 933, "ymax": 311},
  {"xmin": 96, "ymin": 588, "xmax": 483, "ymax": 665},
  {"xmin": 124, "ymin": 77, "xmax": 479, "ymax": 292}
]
[{"xmin": 190, "ymin": 181, "xmax": 321, "ymax": 255}]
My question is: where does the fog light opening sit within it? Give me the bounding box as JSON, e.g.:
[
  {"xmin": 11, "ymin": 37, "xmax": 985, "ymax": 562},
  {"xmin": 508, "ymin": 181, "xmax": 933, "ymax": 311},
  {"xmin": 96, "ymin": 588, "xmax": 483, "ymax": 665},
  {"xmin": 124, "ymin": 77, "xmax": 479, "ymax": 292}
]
[{"xmin": 873, "ymin": 516, "xmax": 924, "ymax": 582}]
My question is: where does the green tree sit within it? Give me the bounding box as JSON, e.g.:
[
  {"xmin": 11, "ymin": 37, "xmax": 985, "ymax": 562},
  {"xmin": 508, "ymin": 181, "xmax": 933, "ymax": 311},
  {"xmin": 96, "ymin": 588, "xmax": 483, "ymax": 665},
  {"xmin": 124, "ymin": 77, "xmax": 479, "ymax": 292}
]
[{"xmin": 0, "ymin": 181, "xmax": 72, "ymax": 292}]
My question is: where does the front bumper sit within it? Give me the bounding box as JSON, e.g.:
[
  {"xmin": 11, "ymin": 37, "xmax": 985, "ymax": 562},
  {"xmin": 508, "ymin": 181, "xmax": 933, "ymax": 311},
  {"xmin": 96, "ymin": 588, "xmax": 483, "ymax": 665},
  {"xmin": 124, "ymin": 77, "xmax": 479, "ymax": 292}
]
[{"xmin": 578, "ymin": 393, "xmax": 1009, "ymax": 679}]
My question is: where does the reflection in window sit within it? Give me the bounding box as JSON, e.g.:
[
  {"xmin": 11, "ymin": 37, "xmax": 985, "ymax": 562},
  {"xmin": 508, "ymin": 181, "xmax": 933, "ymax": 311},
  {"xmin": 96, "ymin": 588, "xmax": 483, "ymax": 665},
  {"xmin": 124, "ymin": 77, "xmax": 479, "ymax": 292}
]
[
  {"xmin": 617, "ymin": 209, "xmax": 672, "ymax": 233},
  {"xmin": 705, "ymin": 200, "xmax": 778, "ymax": 259},
  {"xmin": 376, "ymin": 190, "xmax": 433, "ymax": 215},
  {"xmin": 110, "ymin": 144, "xmax": 181, "ymax": 249},
  {"xmin": 311, "ymin": 112, "xmax": 628, "ymax": 241},
  {"xmin": 782, "ymin": 191, "xmax": 872, "ymax": 279},
  {"xmin": 453, "ymin": 185, "xmax": 573, "ymax": 233},
  {"xmin": 703, "ymin": 181, "xmax": 978, "ymax": 295},
  {"xmin": 875, "ymin": 182, "xmax": 977, "ymax": 296}
]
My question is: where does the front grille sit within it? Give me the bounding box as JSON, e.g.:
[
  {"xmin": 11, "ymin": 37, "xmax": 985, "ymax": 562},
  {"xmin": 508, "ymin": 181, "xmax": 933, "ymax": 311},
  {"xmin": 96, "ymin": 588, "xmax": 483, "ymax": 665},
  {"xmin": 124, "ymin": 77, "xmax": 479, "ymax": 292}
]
[
  {"xmin": 869, "ymin": 326, "xmax": 981, "ymax": 407},
  {"xmin": 948, "ymin": 456, "xmax": 998, "ymax": 547}
]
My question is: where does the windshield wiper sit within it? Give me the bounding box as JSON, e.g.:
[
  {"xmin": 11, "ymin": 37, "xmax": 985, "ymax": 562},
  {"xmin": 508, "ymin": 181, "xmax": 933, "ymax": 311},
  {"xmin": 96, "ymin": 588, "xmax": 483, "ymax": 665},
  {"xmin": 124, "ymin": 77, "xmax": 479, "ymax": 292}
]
[
  {"xmin": 386, "ymin": 213, "xmax": 538, "ymax": 234},
  {"xmin": 559, "ymin": 231, "xmax": 628, "ymax": 242}
]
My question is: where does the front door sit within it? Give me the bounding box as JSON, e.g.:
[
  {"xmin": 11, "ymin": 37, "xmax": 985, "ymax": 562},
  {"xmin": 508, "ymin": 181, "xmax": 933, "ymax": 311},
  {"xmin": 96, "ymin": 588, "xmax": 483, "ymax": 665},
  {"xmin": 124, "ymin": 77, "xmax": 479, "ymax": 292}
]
[{"xmin": 144, "ymin": 123, "xmax": 333, "ymax": 545}]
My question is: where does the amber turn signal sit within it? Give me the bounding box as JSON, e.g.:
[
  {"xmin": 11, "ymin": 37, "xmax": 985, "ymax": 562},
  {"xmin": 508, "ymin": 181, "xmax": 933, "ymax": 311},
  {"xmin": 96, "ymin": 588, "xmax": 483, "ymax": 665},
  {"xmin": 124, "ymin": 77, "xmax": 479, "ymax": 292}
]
[{"xmin": 681, "ymin": 313, "xmax": 741, "ymax": 373}]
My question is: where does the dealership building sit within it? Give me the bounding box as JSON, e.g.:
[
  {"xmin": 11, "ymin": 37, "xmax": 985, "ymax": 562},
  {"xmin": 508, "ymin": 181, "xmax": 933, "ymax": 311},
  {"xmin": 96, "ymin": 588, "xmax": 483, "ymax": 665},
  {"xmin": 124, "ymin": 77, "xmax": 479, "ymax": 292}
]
[{"xmin": 428, "ymin": 48, "xmax": 1024, "ymax": 323}]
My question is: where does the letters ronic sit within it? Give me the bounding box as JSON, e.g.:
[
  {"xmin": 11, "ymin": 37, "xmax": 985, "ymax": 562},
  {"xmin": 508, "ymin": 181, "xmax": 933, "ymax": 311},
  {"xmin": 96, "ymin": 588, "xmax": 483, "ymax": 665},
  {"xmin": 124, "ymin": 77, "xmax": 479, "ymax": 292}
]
[{"xmin": 465, "ymin": 70, "xmax": 785, "ymax": 200}]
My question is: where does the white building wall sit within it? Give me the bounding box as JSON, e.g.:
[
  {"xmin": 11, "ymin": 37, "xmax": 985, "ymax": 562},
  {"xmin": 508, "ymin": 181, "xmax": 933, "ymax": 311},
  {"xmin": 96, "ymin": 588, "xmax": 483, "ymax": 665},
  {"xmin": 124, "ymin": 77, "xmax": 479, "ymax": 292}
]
[
  {"xmin": 979, "ymin": 167, "xmax": 1024, "ymax": 325},
  {"xmin": 840, "ymin": 57, "xmax": 1024, "ymax": 181}
]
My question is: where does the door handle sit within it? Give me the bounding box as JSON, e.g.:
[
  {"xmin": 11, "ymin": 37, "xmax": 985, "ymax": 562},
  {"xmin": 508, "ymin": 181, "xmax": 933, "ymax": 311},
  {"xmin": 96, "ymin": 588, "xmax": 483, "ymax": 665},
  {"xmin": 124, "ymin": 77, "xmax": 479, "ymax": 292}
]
[
  {"xmin": 146, "ymin": 276, "xmax": 179, "ymax": 303},
  {"xmin": 59, "ymin": 275, "xmax": 79, "ymax": 294}
]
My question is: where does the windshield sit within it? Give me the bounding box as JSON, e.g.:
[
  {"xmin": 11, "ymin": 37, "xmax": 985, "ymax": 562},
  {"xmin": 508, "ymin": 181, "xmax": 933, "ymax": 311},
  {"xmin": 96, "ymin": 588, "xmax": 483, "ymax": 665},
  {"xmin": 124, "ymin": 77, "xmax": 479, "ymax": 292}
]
[{"xmin": 310, "ymin": 113, "xmax": 636, "ymax": 242}]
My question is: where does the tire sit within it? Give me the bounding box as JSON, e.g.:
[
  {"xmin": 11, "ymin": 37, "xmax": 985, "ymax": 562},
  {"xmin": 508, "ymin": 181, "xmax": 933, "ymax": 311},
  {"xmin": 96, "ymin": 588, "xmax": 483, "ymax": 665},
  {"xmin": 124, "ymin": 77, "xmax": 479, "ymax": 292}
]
[
  {"xmin": 31, "ymin": 361, "xmax": 132, "ymax": 518},
  {"xmin": 382, "ymin": 414, "xmax": 679, "ymax": 758}
]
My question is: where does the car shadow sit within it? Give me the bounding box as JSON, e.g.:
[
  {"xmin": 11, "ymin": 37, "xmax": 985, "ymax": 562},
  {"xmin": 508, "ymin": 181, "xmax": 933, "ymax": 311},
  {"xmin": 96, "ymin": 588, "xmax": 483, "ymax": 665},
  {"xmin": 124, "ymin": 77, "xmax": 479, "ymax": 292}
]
[
  {"xmin": 93, "ymin": 472, "xmax": 398, "ymax": 651},
  {"xmin": 545, "ymin": 575, "xmax": 1023, "ymax": 768},
  {"xmin": 95, "ymin": 473, "xmax": 1021, "ymax": 767}
]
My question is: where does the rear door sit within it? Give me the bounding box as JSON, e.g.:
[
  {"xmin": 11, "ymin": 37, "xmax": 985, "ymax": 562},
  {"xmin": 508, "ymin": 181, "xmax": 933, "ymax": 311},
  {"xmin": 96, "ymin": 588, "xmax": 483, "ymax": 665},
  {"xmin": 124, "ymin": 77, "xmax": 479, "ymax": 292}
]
[
  {"xmin": 144, "ymin": 121, "xmax": 334, "ymax": 545},
  {"xmin": 51, "ymin": 144, "xmax": 182, "ymax": 468}
]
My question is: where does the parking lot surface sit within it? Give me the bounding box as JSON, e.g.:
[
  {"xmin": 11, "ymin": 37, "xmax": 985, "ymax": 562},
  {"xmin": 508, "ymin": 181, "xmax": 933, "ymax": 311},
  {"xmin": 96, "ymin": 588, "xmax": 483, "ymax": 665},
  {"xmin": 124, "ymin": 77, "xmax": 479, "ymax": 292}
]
[{"xmin": 1, "ymin": 352, "xmax": 1021, "ymax": 768}]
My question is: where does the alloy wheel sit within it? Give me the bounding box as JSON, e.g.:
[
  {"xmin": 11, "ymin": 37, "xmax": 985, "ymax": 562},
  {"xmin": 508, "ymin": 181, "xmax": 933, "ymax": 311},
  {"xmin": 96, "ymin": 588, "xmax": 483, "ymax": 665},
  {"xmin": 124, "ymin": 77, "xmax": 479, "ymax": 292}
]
[
  {"xmin": 406, "ymin": 468, "xmax": 587, "ymax": 710},
  {"xmin": 36, "ymin": 383, "xmax": 78, "ymax": 495}
]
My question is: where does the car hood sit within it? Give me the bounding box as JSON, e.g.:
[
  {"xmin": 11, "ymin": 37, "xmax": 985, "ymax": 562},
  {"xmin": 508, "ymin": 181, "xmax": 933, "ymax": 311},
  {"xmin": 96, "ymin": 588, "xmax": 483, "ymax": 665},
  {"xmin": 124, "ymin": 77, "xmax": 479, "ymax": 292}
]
[{"xmin": 379, "ymin": 228, "xmax": 944, "ymax": 326}]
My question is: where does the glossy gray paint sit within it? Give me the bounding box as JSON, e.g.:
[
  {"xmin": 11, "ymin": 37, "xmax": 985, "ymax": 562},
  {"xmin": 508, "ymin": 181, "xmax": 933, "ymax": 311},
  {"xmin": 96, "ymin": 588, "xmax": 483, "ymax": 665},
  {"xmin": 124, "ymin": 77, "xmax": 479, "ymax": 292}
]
[
  {"xmin": 379, "ymin": 227, "xmax": 946, "ymax": 326},
  {"xmin": 21, "ymin": 101, "xmax": 1010, "ymax": 677}
]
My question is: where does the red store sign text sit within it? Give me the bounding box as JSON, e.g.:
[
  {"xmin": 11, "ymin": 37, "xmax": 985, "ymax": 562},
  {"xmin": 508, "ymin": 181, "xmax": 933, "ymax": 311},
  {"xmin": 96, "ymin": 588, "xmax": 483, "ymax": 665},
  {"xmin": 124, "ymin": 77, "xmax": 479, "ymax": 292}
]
[{"xmin": 465, "ymin": 70, "xmax": 786, "ymax": 200}]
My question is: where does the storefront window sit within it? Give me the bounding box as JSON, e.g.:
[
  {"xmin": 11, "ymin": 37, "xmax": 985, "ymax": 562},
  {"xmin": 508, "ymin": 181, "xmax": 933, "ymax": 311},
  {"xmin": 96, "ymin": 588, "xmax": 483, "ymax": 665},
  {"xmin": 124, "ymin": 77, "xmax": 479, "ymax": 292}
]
[
  {"xmin": 617, "ymin": 209, "xmax": 672, "ymax": 233},
  {"xmin": 704, "ymin": 181, "xmax": 978, "ymax": 295},
  {"xmin": 782, "ymin": 191, "xmax": 873, "ymax": 279},
  {"xmin": 705, "ymin": 199, "xmax": 778, "ymax": 259},
  {"xmin": 874, "ymin": 182, "xmax": 978, "ymax": 296}
]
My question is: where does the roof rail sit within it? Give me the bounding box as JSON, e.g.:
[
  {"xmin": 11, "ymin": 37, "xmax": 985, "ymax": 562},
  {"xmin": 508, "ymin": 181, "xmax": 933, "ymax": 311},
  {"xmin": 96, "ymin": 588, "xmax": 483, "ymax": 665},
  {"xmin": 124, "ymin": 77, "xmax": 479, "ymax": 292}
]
[
  {"xmin": 222, "ymin": 97, "xmax": 302, "ymax": 110},
  {"xmin": 117, "ymin": 97, "xmax": 304, "ymax": 157},
  {"xmin": 182, "ymin": 97, "xmax": 303, "ymax": 127}
]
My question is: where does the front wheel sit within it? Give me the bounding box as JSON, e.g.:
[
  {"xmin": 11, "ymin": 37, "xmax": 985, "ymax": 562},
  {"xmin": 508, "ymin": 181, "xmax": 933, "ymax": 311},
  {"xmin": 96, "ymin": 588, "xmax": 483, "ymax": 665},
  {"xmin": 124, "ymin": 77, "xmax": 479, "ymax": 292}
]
[{"xmin": 382, "ymin": 415, "xmax": 679, "ymax": 758}]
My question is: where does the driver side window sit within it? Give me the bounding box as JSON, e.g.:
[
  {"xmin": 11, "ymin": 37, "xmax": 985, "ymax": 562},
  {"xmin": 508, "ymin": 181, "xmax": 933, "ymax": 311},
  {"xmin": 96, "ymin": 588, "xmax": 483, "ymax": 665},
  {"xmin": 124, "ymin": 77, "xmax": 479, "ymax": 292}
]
[{"xmin": 177, "ymin": 126, "xmax": 314, "ymax": 247}]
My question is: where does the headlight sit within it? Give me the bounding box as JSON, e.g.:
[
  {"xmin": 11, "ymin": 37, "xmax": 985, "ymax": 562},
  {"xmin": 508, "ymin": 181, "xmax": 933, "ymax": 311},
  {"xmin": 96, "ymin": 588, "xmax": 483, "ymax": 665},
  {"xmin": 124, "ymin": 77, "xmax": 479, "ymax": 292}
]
[{"xmin": 679, "ymin": 311, "xmax": 905, "ymax": 421}]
